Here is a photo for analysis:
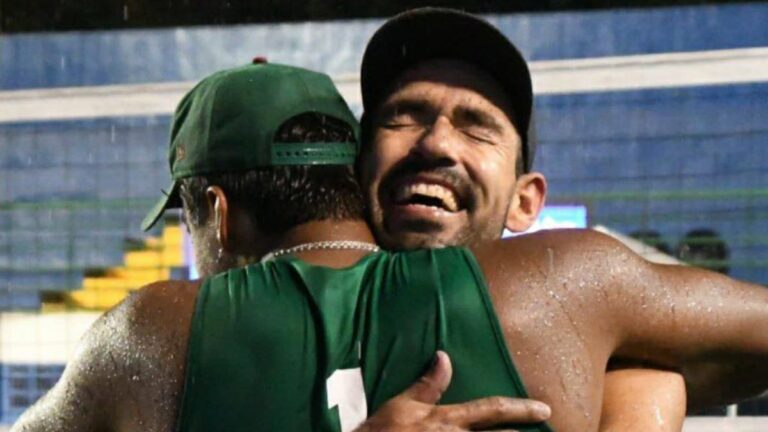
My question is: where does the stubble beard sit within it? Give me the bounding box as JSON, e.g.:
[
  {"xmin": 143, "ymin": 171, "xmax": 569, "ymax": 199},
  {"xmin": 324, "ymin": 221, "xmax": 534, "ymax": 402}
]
[{"xmin": 370, "ymin": 204, "xmax": 503, "ymax": 251}]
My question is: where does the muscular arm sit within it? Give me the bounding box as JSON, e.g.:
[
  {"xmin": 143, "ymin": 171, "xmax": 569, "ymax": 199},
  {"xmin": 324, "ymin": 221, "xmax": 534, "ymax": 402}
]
[
  {"xmin": 11, "ymin": 312, "xmax": 118, "ymax": 432},
  {"xmin": 474, "ymin": 231, "xmax": 690, "ymax": 431},
  {"xmin": 600, "ymin": 368, "xmax": 686, "ymax": 432},
  {"xmin": 12, "ymin": 281, "xmax": 197, "ymax": 432},
  {"xmin": 589, "ymin": 230, "xmax": 768, "ymax": 407}
]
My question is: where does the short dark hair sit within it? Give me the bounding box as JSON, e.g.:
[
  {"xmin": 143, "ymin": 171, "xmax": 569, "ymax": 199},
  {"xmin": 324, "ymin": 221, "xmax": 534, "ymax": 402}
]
[{"xmin": 180, "ymin": 113, "xmax": 365, "ymax": 234}]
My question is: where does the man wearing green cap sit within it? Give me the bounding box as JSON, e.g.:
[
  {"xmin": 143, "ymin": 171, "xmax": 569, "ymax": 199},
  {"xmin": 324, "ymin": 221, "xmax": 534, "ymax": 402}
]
[
  {"xmin": 138, "ymin": 59, "xmax": 363, "ymax": 276},
  {"xmin": 134, "ymin": 8, "xmax": 685, "ymax": 432},
  {"xmin": 151, "ymin": 15, "xmax": 685, "ymax": 431},
  {"xmin": 140, "ymin": 8, "xmax": 687, "ymax": 432}
]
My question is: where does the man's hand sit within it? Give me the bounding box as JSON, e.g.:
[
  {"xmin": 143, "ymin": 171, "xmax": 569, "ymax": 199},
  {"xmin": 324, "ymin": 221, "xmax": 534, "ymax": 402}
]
[{"xmin": 356, "ymin": 351, "xmax": 551, "ymax": 431}]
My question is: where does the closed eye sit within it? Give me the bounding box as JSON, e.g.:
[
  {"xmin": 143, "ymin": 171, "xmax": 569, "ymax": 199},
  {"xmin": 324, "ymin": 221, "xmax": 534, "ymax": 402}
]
[
  {"xmin": 376, "ymin": 100, "xmax": 432, "ymax": 130},
  {"xmin": 453, "ymin": 106, "xmax": 504, "ymax": 144},
  {"xmin": 382, "ymin": 113, "xmax": 421, "ymax": 129},
  {"xmin": 461, "ymin": 127, "xmax": 496, "ymax": 144}
]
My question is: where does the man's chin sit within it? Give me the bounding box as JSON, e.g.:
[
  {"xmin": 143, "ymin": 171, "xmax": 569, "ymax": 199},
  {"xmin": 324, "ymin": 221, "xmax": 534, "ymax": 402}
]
[
  {"xmin": 380, "ymin": 225, "xmax": 466, "ymax": 251},
  {"xmin": 382, "ymin": 235, "xmax": 447, "ymax": 251}
]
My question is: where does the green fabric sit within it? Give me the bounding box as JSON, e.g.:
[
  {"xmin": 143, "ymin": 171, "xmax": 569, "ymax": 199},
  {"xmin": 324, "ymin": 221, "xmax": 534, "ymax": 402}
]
[
  {"xmin": 141, "ymin": 62, "xmax": 360, "ymax": 231},
  {"xmin": 177, "ymin": 247, "xmax": 554, "ymax": 432}
]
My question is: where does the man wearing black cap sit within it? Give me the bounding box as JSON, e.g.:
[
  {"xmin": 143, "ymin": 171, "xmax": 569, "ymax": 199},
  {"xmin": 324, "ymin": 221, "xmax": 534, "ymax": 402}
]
[
  {"xmin": 358, "ymin": 7, "xmax": 542, "ymax": 252},
  {"xmin": 353, "ymin": 7, "xmax": 713, "ymax": 432}
]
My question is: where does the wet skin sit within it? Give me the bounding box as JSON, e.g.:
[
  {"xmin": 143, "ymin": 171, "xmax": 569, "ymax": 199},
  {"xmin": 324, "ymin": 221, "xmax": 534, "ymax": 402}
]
[
  {"xmin": 13, "ymin": 229, "xmax": 768, "ymax": 431},
  {"xmin": 13, "ymin": 61, "xmax": 754, "ymax": 432},
  {"xmin": 598, "ymin": 368, "xmax": 685, "ymax": 432}
]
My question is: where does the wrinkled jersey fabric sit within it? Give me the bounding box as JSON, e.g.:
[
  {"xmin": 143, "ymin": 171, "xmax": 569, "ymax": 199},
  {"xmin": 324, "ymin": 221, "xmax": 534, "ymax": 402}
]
[{"xmin": 177, "ymin": 247, "xmax": 554, "ymax": 432}]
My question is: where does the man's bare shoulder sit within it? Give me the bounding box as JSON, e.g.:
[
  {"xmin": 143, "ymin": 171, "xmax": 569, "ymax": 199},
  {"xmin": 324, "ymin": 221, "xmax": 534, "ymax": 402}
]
[
  {"xmin": 118, "ymin": 279, "xmax": 201, "ymax": 333},
  {"xmin": 94, "ymin": 279, "xmax": 200, "ymax": 359},
  {"xmin": 468, "ymin": 228, "xmax": 651, "ymax": 327},
  {"xmin": 471, "ymin": 228, "xmax": 639, "ymax": 273}
]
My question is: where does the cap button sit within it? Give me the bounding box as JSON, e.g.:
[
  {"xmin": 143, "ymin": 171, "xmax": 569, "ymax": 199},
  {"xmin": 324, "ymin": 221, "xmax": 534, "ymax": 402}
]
[{"xmin": 252, "ymin": 56, "xmax": 268, "ymax": 64}]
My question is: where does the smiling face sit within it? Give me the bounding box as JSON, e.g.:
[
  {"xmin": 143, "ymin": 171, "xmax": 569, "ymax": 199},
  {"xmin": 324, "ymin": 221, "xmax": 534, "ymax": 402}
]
[{"xmin": 359, "ymin": 59, "xmax": 532, "ymax": 250}]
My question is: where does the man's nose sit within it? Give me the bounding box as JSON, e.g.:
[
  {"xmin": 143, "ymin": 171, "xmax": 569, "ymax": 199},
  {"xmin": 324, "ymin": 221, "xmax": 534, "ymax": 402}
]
[{"xmin": 413, "ymin": 115, "xmax": 459, "ymax": 163}]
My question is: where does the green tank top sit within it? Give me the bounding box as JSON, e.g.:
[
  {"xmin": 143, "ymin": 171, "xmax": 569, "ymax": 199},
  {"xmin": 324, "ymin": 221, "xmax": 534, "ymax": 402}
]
[{"xmin": 177, "ymin": 247, "xmax": 553, "ymax": 432}]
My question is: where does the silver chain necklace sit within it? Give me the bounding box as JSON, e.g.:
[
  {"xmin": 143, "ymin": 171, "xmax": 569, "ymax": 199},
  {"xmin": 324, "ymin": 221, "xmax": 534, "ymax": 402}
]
[{"xmin": 260, "ymin": 240, "xmax": 380, "ymax": 262}]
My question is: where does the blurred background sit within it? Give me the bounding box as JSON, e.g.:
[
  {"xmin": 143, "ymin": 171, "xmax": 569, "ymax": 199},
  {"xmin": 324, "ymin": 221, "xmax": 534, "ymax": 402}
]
[{"xmin": 1, "ymin": 1, "xmax": 767, "ymax": 430}]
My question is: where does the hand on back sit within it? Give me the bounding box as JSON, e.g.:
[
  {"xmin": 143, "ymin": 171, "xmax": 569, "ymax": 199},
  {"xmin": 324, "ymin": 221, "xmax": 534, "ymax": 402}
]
[{"xmin": 356, "ymin": 351, "xmax": 551, "ymax": 432}]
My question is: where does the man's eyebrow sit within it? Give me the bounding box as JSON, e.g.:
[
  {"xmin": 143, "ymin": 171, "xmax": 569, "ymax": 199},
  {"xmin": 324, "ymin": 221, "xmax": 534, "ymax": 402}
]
[
  {"xmin": 377, "ymin": 98, "xmax": 431, "ymax": 119},
  {"xmin": 453, "ymin": 106, "xmax": 505, "ymax": 134}
]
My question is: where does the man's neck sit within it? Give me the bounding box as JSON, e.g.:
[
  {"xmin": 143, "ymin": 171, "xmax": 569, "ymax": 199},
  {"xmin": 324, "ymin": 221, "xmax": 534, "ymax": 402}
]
[
  {"xmin": 265, "ymin": 219, "xmax": 379, "ymax": 268},
  {"xmin": 275, "ymin": 218, "xmax": 376, "ymax": 248}
]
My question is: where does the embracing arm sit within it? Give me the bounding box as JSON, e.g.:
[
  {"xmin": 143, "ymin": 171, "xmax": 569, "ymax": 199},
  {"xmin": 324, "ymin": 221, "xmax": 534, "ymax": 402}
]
[
  {"xmin": 360, "ymin": 354, "xmax": 685, "ymax": 432},
  {"xmin": 357, "ymin": 351, "xmax": 551, "ymax": 432},
  {"xmin": 12, "ymin": 281, "xmax": 197, "ymax": 432},
  {"xmin": 12, "ymin": 306, "xmax": 130, "ymax": 432},
  {"xmin": 599, "ymin": 231, "xmax": 768, "ymax": 408},
  {"xmin": 600, "ymin": 368, "xmax": 686, "ymax": 432}
]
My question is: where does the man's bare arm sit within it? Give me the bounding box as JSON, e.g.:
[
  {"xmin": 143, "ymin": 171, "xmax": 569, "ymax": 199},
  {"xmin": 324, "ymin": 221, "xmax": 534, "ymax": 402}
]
[
  {"xmin": 12, "ymin": 281, "xmax": 197, "ymax": 432},
  {"xmin": 594, "ymin": 231, "xmax": 768, "ymax": 406},
  {"xmin": 12, "ymin": 304, "xmax": 128, "ymax": 431},
  {"xmin": 600, "ymin": 368, "xmax": 686, "ymax": 432}
]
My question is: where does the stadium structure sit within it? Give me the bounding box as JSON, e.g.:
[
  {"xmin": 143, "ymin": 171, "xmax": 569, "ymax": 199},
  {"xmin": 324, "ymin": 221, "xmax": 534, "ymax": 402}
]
[{"xmin": 1, "ymin": 3, "xmax": 768, "ymax": 430}]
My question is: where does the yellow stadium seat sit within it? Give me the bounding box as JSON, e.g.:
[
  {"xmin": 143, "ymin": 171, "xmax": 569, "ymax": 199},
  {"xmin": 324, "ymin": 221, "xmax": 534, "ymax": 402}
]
[{"xmin": 55, "ymin": 223, "xmax": 186, "ymax": 311}]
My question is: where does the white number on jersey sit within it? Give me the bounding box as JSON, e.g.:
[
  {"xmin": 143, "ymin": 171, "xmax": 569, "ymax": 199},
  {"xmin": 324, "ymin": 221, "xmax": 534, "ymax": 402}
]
[{"xmin": 326, "ymin": 367, "xmax": 367, "ymax": 432}]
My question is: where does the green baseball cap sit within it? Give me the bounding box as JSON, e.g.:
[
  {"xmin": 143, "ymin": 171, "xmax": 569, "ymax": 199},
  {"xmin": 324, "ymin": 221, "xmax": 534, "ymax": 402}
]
[{"xmin": 141, "ymin": 61, "xmax": 360, "ymax": 231}]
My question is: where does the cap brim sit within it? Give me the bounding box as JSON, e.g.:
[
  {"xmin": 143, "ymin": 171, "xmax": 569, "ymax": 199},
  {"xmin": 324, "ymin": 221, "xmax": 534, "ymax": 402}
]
[{"xmin": 141, "ymin": 181, "xmax": 181, "ymax": 231}]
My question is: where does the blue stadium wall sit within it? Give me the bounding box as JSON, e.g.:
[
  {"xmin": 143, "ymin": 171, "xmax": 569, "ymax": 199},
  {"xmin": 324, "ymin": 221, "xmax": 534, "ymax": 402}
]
[
  {"xmin": 4, "ymin": 4, "xmax": 768, "ymax": 89},
  {"xmin": 1, "ymin": 3, "xmax": 768, "ymax": 421}
]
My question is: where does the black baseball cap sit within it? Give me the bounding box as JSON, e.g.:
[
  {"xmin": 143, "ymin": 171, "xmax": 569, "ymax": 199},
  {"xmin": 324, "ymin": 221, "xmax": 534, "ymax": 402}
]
[{"xmin": 361, "ymin": 7, "xmax": 535, "ymax": 172}]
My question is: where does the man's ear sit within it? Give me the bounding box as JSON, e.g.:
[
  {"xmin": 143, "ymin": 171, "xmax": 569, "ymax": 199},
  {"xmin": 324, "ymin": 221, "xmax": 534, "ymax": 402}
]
[
  {"xmin": 505, "ymin": 172, "xmax": 547, "ymax": 233},
  {"xmin": 205, "ymin": 185, "xmax": 231, "ymax": 252}
]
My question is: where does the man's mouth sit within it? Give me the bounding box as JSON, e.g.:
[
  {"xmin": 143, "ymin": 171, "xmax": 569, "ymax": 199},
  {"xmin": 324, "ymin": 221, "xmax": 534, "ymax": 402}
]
[{"xmin": 391, "ymin": 180, "xmax": 462, "ymax": 213}]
